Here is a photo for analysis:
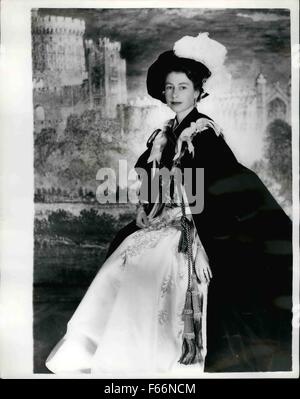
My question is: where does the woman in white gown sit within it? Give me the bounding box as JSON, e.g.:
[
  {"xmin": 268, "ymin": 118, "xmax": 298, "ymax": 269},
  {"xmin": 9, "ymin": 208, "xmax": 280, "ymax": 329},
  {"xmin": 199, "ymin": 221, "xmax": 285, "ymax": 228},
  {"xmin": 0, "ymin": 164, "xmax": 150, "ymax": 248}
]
[
  {"xmin": 46, "ymin": 33, "xmax": 226, "ymax": 376},
  {"xmin": 46, "ymin": 206, "xmax": 210, "ymax": 377}
]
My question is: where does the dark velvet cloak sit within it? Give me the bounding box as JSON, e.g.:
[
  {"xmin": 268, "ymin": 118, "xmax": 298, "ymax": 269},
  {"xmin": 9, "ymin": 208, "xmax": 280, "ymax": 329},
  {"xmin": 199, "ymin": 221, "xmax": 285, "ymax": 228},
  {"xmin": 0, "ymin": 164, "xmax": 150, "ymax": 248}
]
[{"xmin": 106, "ymin": 107, "xmax": 293, "ymax": 372}]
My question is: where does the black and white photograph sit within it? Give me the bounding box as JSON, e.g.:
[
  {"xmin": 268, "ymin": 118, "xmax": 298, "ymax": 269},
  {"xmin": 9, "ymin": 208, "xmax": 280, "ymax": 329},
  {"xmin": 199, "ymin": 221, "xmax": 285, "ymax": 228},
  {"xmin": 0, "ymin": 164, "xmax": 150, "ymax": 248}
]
[{"xmin": 0, "ymin": 0, "xmax": 299, "ymax": 379}]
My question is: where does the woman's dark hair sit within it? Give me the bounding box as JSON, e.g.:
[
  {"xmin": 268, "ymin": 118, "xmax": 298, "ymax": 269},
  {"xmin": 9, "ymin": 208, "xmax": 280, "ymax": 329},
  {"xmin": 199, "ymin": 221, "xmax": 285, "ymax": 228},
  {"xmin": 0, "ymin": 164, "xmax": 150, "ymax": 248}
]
[{"xmin": 164, "ymin": 65, "xmax": 211, "ymax": 102}]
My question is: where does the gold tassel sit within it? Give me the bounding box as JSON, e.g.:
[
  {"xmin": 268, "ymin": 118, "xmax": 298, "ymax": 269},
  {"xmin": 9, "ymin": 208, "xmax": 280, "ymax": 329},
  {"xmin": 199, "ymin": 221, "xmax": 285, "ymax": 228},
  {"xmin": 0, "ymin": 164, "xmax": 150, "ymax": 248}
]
[
  {"xmin": 179, "ymin": 274, "xmax": 204, "ymax": 365},
  {"xmin": 179, "ymin": 290, "xmax": 197, "ymax": 364}
]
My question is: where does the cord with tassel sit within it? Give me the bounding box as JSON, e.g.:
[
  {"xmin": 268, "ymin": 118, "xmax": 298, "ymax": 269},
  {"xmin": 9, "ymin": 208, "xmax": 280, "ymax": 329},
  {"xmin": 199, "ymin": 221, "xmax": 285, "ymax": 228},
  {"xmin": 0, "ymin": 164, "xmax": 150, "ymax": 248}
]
[{"xmin": 178, "ymin": 193, "xmax": 204, "ymax": 365}]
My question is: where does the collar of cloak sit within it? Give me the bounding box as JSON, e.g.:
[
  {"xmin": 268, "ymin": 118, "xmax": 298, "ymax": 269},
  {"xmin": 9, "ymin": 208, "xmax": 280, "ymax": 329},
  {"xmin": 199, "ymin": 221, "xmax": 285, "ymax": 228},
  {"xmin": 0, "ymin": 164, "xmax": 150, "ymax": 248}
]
[
  {"xmin": 161, "ymin": 107, "xmax": 212, "ymax": 169},
  {"xmin": 135, "ymin": 107, "xmax": 212, "ymax": 170}
]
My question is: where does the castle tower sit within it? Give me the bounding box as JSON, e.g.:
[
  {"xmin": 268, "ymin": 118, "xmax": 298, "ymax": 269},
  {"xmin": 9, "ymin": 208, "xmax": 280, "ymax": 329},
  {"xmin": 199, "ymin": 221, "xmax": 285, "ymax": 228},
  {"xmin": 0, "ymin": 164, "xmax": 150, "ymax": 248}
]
[
  {"xmin": 255, "ymin": 73, "xmax": 267, "ymax": 133},
  {"xmin": 85, "ymin": 37, "xmax": 127, "ymax": 118},
  {"xmin": 31, "ymin": 11, "xmax": 87, "ymax": 87},
  {"xmin": 266, "ymin": 81, "xmax": 290, "ymax": 125}
]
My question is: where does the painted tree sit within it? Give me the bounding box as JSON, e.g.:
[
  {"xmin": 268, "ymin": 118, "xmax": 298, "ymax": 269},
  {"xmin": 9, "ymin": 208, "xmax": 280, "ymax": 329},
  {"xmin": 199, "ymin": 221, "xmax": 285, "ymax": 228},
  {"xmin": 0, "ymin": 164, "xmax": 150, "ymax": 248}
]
[{"xmin": 34, "ymin": 128, "xmax": 58, "ymax": 171}]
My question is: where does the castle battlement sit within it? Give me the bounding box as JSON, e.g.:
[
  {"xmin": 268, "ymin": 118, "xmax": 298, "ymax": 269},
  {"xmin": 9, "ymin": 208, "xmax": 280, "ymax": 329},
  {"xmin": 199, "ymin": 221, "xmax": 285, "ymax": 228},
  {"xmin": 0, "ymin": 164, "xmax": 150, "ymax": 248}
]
[
  {"xmin": 98, "ymin": 37, "xmax": 121, "ymax": 51},
  {"xmin": 32, "ymin": 14, "xmax": 85, "ymax": 35},
  {"xmin": 84, "ymin": 37, "xmax": 121, "ymax": 52}
]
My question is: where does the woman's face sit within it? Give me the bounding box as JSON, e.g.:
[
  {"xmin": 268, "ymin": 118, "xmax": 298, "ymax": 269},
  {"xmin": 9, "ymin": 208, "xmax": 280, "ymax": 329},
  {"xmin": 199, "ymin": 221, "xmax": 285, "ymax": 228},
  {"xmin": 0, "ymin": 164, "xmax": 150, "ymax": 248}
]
[{"xmin": 164, "ymin": 71, "xmax": 199, "ymax": 114}]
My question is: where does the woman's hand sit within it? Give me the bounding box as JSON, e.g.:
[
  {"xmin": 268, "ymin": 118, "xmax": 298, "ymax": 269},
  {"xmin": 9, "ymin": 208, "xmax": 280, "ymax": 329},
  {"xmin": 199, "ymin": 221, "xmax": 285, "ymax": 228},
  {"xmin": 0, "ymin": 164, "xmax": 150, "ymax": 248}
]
[
  {"xmin": 194, "ymin": 249, "xmax": 213, "ymax": 284},
  {"xmin": 136, "ymin": 207, "xmax": 150, "ymax": 228}
]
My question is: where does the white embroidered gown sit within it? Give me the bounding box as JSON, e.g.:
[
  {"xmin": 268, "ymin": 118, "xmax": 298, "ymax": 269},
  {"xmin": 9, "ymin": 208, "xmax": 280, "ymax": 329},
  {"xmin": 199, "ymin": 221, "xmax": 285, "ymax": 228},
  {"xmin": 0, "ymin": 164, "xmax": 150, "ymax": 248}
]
[{"xmin": 46, "ymin": 199, "xmax": 209, "ymax": 377}]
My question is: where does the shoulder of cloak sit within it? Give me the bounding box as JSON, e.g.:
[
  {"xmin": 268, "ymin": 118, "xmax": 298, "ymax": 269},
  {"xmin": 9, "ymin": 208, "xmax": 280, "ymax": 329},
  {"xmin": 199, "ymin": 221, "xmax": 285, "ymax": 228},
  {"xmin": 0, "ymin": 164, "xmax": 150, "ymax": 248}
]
[
  {"xmin": 135, "ymin": 119, "xmax": 174, "ymax": 169},
  {"xmin": 146, "ymin": 128, "xmax": 162, "ymax": 148},
  {"xmin": 196, "ymin": 111, "xmax": 213, "ymax": 121},
  {"xmin": 146, "ymin": 118, "xmax": 174, "ymax": 147}
]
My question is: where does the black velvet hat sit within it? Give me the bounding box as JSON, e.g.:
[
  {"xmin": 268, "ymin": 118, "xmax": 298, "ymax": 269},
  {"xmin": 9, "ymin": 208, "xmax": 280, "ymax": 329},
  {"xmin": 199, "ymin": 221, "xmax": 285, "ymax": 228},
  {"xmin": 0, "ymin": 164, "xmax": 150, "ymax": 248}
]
[{"xmin": 146, "ymin": 50, "xmax": 211, "ymax": 103}]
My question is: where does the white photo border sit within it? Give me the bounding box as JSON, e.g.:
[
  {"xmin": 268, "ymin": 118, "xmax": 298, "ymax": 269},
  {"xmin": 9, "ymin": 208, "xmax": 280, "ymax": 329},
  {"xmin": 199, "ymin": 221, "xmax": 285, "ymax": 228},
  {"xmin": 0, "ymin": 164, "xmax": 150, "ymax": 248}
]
[{"xmin": 0, "ymin": 0, "xmax": 299, "ymax": 379}]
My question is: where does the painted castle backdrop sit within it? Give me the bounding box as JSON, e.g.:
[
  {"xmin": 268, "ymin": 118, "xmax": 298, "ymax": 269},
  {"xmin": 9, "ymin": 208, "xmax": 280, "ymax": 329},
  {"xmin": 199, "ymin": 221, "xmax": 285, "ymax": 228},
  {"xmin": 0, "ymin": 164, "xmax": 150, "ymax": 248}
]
[
  {"xmin": 32, "ymin": 10, "xmax": 292, "ymax": 373},
  {"xmin": 32, "ymin": 10, "xmax": 291, "ymax": 210}
]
